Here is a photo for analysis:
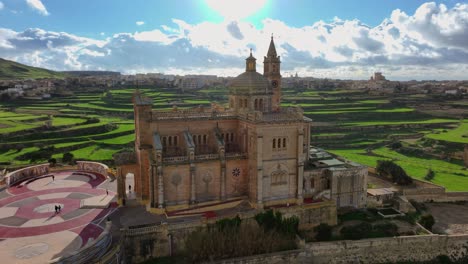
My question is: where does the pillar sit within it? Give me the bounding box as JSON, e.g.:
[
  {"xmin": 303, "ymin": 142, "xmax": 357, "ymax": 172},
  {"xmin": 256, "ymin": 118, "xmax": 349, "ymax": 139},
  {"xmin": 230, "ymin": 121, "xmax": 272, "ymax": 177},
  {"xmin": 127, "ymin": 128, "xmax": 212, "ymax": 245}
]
[
  {"xmin": 220, "ymin": 163, "xmax": 226, "ymax": 200},
  {"xmin": 297, "ymin": 128, "xmax": 304, "ymax": 203},
  {"xmin": 157, "ymin": 165, "xmax": 164, "ymax": 208},
  {"xmin": 190, "ymin": 164, "xmax": 196, "ymax": 203},
  {"xmin": 256, "ymin": 135, "xmax": 263, "ymax": 206},
  {"xmin": 149, "ymin": 165, "xmax": 155, "ymax": 207}
]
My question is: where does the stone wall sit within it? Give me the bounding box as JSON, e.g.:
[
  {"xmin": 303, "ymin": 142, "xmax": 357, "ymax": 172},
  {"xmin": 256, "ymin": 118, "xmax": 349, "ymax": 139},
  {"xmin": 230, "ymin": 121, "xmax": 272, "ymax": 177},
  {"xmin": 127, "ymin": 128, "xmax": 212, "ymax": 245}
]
[
  {"xmin": 306, "ymin": 234, "xmax": 468, "ymax": 264},
  {"xmin": 76, "ymin": 161, "xmax": 109, "ymax": 177},
  {"xmin": 277, "ymin": 200, "xmax": 338, "ymax": 228},
  {"xmin": 119, "ymin": 201, "xmax": 337, "ymax": 263},
  {"xmin": 5, "ymin": 163, "xmax": 49, "ymax": 186},
  {"xmin": 401, "ymin": 179, "xmax": 468, "ymax": 202},
  {"xmin": 199, "ymin": 234, "xmax": 468, "ymax": 264},
  {"xmin": 121, "ymin": 220, "xmax": 202, "ymax": 263},
  {"xmin": 210, "ymin": 249, "xmax": 303, "ymax": 264}
]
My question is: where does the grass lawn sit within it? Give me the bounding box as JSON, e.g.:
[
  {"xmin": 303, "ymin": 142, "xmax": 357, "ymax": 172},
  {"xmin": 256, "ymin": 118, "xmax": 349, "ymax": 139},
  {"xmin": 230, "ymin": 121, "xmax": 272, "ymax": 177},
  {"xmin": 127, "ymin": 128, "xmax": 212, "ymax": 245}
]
[
  {"xmin": 52, "ymin": 117, "xmax": 87, "ymax": 126},
  {"xmin": 343, "ymin": 118, "xmax": 458, "ymax": 127},
  {"xmin": 424, "ymin": 121, "xmax": 468, "ymax": 144},
  {"xmin": 329, "ymin": 147, "xmax": 468, "ymax": 191}
]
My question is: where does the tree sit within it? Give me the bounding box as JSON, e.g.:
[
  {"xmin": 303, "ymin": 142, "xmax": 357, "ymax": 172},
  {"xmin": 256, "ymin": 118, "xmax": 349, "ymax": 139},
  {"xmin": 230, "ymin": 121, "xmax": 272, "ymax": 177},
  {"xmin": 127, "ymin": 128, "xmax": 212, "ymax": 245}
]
[
  {"xmin": 419, "ymin": 214, "xmax": 435, "ymax": 231},
  {"xmin": 48, "ymin": 158, "xmax": 57, "ymax": 166},
  {"xmin": 314, "ymin": 223, "xmax": 332, "ymax": 241},
  {"xmin": 376, "ymin": 160, "xmax": 413, "ymax": 185},
  {"xmin": 390, "ymin": 141, "xmax": 402, "ymax": 150},
  {"xmin": 424, "ymin": 169, "xmax": 435, "ymax": 181},
  {"xmin": 62, "ymin": 152, "xmax": 74, "ymax": 164}
]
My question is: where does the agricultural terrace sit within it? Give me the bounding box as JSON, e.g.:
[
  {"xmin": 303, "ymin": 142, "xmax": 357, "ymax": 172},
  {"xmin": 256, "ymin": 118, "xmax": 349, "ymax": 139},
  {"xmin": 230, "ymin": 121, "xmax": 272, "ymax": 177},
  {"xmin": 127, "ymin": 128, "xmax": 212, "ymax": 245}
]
[{"xmin": 0, "ymin": 86, "xmax": 467, "ymax": 191}]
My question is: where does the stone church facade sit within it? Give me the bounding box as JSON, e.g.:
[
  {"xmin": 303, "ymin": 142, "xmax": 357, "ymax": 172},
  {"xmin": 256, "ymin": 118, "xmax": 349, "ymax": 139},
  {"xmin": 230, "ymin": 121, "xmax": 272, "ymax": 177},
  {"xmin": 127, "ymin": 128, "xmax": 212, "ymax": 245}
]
[{"xmin": 123, "ymin": 37, "xmax": 367, "ymax": 212}]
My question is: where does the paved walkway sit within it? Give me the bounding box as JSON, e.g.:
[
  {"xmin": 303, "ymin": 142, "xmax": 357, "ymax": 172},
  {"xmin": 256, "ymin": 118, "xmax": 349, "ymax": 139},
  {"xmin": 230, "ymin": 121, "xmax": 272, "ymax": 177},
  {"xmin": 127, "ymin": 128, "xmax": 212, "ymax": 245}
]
[{"xmin": 0, "ymin": 170, "xmax": 117, "ymax": 264}]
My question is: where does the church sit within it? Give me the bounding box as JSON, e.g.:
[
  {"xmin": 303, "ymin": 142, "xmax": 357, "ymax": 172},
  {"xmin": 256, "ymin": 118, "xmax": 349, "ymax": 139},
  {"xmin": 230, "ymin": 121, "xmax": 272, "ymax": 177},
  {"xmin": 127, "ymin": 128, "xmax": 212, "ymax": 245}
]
[{"xmin": 120, "ymin": 37, "xmax": 367, "ymax": 212}]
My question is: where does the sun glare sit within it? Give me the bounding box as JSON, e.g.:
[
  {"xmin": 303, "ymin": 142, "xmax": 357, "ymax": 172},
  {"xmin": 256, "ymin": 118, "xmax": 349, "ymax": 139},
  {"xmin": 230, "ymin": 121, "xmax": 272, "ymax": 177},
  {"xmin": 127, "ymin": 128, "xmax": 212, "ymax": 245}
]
[{"xmin": 205, "ymin": 0, "xmax": 268, "ymax": 20}]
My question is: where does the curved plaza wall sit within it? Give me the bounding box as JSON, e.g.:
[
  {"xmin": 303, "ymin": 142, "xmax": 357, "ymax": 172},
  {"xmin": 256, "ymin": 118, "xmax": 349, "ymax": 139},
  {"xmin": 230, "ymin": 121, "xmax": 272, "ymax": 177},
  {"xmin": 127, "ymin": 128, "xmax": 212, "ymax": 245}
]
[
  {"xmin": 5, "ymin": 163, "xmax": 50, "ymax": 186},
  {"xmin": 4, "ymin": 161, "xmax": 110, "ymax": 187}
]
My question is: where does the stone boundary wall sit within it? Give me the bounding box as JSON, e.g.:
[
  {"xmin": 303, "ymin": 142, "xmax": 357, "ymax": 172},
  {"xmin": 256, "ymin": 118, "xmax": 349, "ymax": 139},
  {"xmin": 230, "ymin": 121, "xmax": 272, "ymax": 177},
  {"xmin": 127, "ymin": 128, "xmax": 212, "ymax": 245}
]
[
  {"xmin": 368, "ymin": 169, "xmax": 468, "ymax": 202},
  {"xmin": 209, "ymin": 249, "xmax": 304, "ymax": 264},
  {"xmin": 50, "ymin": 221, "xmax": 113, "ymax": 264},
  {"xmin": 5, "ymin": 163, "xmax": 50, "ymax": 187},
  {"xmin": 76, "ymin": 161, "xmax": 109, "ymax": 177},
  {"xmin": 119, "ymin": 202, "xmax": 337, "ymax": 263},
  {"xmin": 305, "ymin": 234, "xmax": 468, "ymax": 264}
]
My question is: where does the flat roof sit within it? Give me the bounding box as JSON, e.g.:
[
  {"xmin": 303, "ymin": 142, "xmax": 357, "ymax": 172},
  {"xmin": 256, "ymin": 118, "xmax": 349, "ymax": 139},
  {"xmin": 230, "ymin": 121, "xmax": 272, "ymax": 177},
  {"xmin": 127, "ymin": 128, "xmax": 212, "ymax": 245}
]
[{"xmin": 367, "ymin": 188, "xmax": 397, "ymax": 196}]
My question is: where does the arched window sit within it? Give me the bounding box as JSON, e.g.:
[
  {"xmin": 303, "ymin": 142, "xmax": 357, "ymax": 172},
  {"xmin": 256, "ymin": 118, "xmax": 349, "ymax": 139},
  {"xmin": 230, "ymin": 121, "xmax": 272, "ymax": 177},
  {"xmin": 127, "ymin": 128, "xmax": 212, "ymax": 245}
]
[
  {"xmin": 230, "ymin": 133, "xmax": 234, "ymax": 142},
  {"xmin": 272, "ymin": 138, "xmax": 276, "ymax": 149},
  {"xmin": 259, "ymin": 99, "xmax": 263, "ymax": 110},
  {"xmin": 168, "ymin": 136, "xmax": 172, "ymax": 146},
  {"xmin": 254, "ymin": 99, "xmax": 258, "ymax": 110},
  {"xmin": 174, "ymin": 136, "xmax": 178, "ymax": 146},
  {"xmin": 203, "ymin": 135, "xmax": 207, "ymax": 144},
  {"xmin": 198, "ymin": 135, "xmax": 202, "ymax": 145},
  {"xmin": 283, "ymin": 138, "xmax": 286, "ymax": 148}
]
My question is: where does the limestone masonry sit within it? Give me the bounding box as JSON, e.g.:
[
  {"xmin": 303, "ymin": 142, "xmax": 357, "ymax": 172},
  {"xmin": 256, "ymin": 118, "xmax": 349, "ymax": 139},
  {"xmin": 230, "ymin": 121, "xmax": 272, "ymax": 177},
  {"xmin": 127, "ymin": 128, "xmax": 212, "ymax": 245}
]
[{"xmin": 116, "ymin": 37, "xmax": 367, "ymax": 213}]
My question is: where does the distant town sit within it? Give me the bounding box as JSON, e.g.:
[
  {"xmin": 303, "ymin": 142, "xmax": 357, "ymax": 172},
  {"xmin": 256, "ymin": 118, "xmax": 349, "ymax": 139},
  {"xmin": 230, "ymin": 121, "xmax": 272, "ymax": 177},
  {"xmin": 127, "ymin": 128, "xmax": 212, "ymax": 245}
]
[{"xmin": 1, "ymin": 70, "xmax": 467, "ymax": 101}]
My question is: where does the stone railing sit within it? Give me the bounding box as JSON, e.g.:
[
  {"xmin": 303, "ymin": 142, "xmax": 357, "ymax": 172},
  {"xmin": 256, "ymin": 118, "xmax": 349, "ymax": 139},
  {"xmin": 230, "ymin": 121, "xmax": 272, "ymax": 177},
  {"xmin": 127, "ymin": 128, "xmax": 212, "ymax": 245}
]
[
  {"xmin": 5, "ymin": 163, "xmax": 50, "ymax": 187},
  {"xmin": 50, "ymin": 221, "xmax": 113, "ymax": 264},
  {"xmin": 152, "ymin": 109, "xmax": 236, "ymax": 121},
  {"xmin": 225, "ymin": 152, "xmax": 248, "ymax": 159},
  {"xmin": 162, "ymin": 156, "xmax": 189, "ymax": 164},
  {"xmin": 195, "ymin": 153, "xmax": 220, "ymax": 161}
]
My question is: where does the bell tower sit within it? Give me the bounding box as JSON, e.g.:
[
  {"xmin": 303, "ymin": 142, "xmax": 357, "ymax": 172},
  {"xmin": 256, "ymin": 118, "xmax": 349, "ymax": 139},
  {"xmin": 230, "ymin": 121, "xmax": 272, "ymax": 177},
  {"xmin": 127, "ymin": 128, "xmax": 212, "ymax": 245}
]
[{"xmin": 263, "ymin": 35, "xmax": 281, "ymax": 111}]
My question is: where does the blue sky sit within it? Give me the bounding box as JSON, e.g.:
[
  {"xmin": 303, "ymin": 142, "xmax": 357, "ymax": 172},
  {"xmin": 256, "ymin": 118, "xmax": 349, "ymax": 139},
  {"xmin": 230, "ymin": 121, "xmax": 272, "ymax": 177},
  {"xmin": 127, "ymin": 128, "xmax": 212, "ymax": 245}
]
[{"xmin": 0, "ymin": 0, "xmax": 467, "ymax": 80}]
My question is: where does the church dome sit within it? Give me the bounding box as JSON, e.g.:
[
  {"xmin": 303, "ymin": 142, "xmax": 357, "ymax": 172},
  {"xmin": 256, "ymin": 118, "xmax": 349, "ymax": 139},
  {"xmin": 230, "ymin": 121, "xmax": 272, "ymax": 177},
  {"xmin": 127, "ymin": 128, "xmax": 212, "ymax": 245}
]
[{"xmin": 229, "ymin": 71, "xmax": 272, "ymax": 95}]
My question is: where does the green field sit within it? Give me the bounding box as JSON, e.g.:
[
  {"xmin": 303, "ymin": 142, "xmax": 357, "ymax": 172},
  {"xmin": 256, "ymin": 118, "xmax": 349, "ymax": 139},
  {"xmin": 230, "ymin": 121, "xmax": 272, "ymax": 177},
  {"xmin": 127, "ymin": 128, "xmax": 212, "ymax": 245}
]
[
  {"xmin": 329, "ymin": 147, "xmax": 467, "ymax": 191},
  {"xmin": 425, "ymin": 121, "xmax": 468, "ymax": 144},
  {"xmin": 0, "ymin": 85, "xmax": 466, "ymax": 192},
  {"xmin": 0, "ymin": 58, "xmax": 67, "ymax": 80}
]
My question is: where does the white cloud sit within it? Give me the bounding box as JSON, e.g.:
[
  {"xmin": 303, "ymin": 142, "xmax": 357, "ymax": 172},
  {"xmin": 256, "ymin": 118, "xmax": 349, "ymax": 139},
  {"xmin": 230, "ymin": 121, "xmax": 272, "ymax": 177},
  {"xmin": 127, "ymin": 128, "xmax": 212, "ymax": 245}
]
[
  {"xmin": 133, "ymin": 29, "xmax": 175, "ymax": 44},
  {"xmin": 26, "ymin": 0, "xmax": 49, "ymax": 16},
  {"xmin": 136, "ymin": 21, "xmax": 145, "ymax": 26},
  {"xmin": 1, "ymin": 2, "xmax": 468, "ymax": 80},
  {"xmin": 0, "ymin": 2, "xmax": 4, "ymax": 10}
]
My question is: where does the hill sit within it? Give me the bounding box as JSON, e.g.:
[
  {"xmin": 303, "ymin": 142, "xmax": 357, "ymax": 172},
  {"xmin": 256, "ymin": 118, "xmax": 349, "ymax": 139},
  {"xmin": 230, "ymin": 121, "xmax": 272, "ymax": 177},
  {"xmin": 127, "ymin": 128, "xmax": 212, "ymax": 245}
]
[
  {"xmin": 62, "ymin": 71, "xmax": 120, "ymax": 77},
  {"xmin": 0, "ymin": 58, "xmax": 67, "ymax": 80}
]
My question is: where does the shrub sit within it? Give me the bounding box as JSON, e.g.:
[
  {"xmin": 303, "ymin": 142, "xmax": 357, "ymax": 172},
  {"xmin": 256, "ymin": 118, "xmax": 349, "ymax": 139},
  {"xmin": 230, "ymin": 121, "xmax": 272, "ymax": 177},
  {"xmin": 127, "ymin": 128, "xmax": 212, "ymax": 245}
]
[
  {"xmin": 424, "ymin": 169, "xmax": 435, "ymax": 181},
  {"xmin": 341, "ymin": 222, "xmax": 372, "ymax": 240},
  {"xmin": 185, "ymin": 222, "xmax": 296, "ymax": 262},
  {"xmin": 215, "ymin": 215, "xmax": 241, "ymax": 231},
  {"xmin": 314, "ymin": 223, "xmax": 332, "ymax": 241},
  {"xmin": 254, "ymin": 210, "xmax": 299, "ymax": 237},
  {"xmin": 390, "ymin": 141, "xmax": 402, "ymax": 149},
  {"xmin": 376, "ymin": 160, "xmax": 413, "ymax": 185},
  {"xmin": 48, "ymin": 158, "xmax": 57, "ymax": 166},
  {"xmin": 341, "ymin": 222, "xmax": 398, "ymax": 240},
  {"xmin": 419, "ymin": 214, "xmax": 435, "ymax": 231},
  {"xmin": 62, "ymin": 152, "xmax": 74, "ymax": 163}
]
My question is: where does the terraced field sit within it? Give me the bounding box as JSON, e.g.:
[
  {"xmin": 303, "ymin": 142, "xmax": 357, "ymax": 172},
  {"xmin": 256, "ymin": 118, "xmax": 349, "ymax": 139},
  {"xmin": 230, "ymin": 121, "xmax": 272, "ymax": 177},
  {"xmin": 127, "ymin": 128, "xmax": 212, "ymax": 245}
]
[
  {"xmin": 0, "ymin": 87, "xmax": 211, "ymax": 167},
  {"xmin": 0, "ymin": 86, "xmax": 466, "ymax": 192}
]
